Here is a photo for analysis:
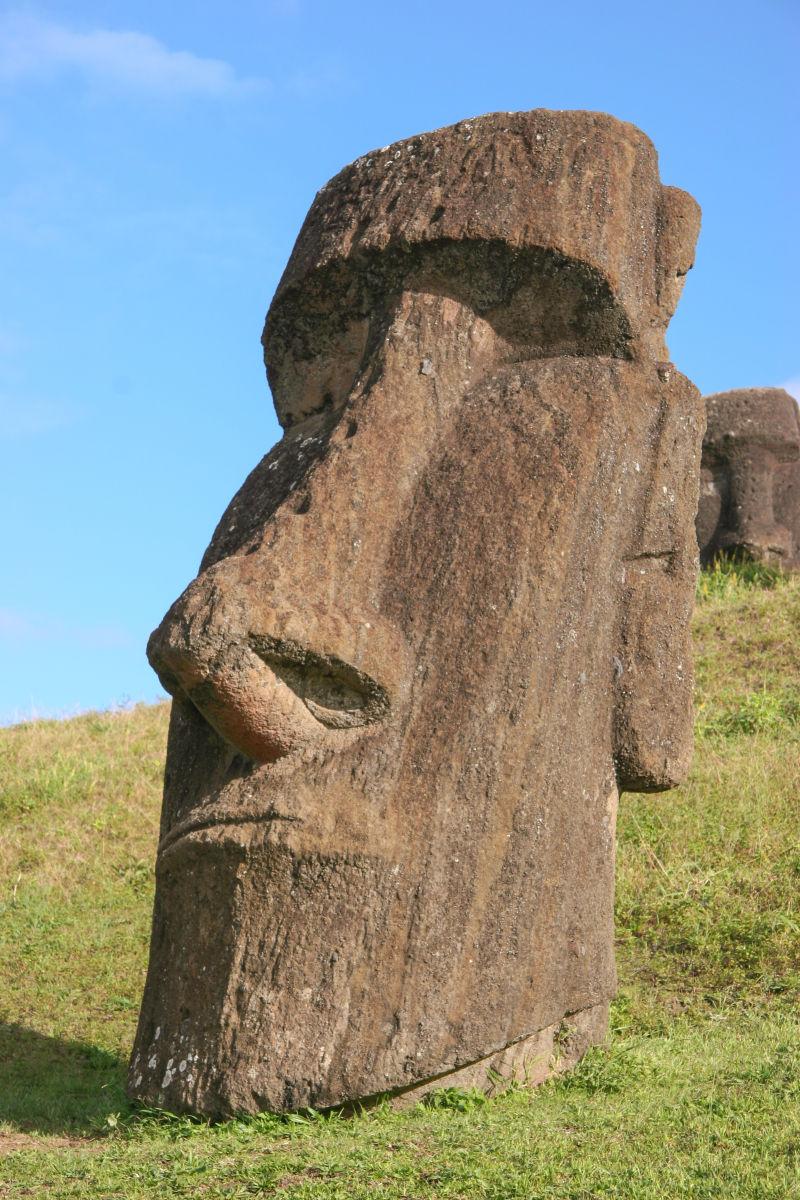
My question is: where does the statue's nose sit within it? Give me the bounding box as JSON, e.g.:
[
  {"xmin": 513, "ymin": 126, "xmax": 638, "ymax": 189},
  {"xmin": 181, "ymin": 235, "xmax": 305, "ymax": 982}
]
[
  {"xmin": 148, "ymin": 559, "xmax": 403, "ymax": 764},
  {"xmin": 148, "ymin": 602, "xmax": 326, "ymax": 764}
]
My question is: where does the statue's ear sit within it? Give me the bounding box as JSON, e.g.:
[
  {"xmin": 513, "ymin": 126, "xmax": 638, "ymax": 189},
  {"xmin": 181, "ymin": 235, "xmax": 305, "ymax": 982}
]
[
  {"xmin": 612, "ymin": 374, "xmax": 704, "ymax": 793},
  {"xmin": 612, "ymin": 561, "xmax": 694, "ymax": 792}
]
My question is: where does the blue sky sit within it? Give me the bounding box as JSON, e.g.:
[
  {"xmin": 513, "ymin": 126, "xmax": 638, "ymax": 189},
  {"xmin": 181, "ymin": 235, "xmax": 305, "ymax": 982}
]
[{"xmin": 1, "ymin": 0, "xmax": 797, "ymax": 722}]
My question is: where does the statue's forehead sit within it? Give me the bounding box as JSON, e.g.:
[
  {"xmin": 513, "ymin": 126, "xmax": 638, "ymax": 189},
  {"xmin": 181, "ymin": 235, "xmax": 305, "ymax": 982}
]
[
  {"xmin": 276, "ymin": 110, "xmax": 661, "ymax": 307},
  {"xmin": 263, "ymin": 110, "xmax": 700, "ymax": 432},
  {"xmin": 704, "ymin": 388, "xmax": 800, "ymax": 452}
]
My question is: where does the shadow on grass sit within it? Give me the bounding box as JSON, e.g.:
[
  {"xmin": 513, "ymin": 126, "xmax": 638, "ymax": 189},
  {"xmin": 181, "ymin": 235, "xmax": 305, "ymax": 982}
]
[{"xmin": 0, "ymin": 1023, "xmax": 130, "ymax": 1135}]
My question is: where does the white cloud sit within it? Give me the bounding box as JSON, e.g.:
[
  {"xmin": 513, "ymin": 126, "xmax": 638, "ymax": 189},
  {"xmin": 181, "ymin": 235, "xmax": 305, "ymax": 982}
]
[
  {"xmin": 781, "ymin": 376, "xmax": 800, "ymax": 403},
  {"xmin": 0, "ymin": 395, "xmax": 80, "ymax": 437},
  {"xmin": 0, "ymin": 12, "xmax": 263, "ymax": 96}
]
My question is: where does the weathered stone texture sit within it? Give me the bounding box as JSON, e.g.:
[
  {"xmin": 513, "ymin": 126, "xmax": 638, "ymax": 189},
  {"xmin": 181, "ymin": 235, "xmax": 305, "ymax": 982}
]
[
  {"xmin": 697, "ymin": 388, "xmax": 800, "ymax": 567},
  {"xmin": 129, "ymin": 110, "xmax": 703, "ymax": 1116}
]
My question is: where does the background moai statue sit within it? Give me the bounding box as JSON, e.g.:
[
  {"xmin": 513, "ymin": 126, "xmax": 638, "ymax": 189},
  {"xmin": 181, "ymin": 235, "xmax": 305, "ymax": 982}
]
[
  {"xmin": 697, "ymin": 388, "xmax": 800, "ymax": 567},
  {"xmin": 129, "ymin": 110, "xmax": 703, "ymax": 1116}
]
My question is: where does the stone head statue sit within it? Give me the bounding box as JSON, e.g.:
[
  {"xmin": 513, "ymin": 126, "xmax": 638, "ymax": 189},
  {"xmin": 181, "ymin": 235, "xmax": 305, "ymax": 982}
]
[
  {"xmin": 697, "ymin": 388, "xmax": 800, "ymax": 567},
  {"xmin": 130, "ymin": 110, "xmax": 703, "ymax": 1116}
]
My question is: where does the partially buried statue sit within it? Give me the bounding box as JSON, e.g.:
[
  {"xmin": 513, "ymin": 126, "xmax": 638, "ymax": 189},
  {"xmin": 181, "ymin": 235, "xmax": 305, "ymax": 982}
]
[
  {"xmin": 129, "ymin": 110, "xmax": 704, "ymax": 1116},
  {"xmin": 697, "ymin": 388, "xmax": 800, "ymax": 568}
]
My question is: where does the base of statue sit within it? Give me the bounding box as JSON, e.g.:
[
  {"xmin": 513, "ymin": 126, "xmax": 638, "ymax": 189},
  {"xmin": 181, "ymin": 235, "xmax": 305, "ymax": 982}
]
[{"xmin": 342, "ymin": 1001, "xmax": 609, "ymax": 1113}]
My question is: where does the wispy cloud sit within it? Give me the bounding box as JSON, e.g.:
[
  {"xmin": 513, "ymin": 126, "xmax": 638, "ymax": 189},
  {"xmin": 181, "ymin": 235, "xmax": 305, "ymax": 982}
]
[
  {"xmin": 0, "ymin": 12, "xmax": 263, "ymax": 96},
  {"xmin": 0, "ymin": 395, "xmax": 81, "ymax": 437},
  {"xmin": 0, "ymin": 607, "xmax": 132, "ymax": 650}
]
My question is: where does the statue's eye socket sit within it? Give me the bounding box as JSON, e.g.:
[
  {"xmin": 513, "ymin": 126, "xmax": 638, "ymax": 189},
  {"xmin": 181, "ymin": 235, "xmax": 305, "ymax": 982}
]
[{"xmin": 249, "ymin": 635, "xmax": 390, "ymax": 730}]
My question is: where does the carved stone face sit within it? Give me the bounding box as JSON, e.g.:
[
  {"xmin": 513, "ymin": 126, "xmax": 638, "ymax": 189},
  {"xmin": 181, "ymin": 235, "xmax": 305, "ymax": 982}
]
[
  {"xmin": 130, "ymin": 110, "xmax": 703, "ymax": 1117},
  {"xmin": 697, "ymin": 388, "xmax": 800, "ymax": 567}
]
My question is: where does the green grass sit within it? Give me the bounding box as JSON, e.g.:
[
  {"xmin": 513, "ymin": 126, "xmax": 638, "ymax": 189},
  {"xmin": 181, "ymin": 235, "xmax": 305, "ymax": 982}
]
[{"xmin": 1, "ymin": 571, "xmax": 799, "ymax": 1197}]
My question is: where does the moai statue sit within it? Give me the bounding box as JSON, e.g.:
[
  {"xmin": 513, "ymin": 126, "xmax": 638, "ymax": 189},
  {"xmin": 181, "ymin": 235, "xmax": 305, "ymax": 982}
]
[
  {"xmin": 697, "ymin": 388, "xmax": 800, "ymax": 567},
  {"xmin": 129, "ymin": 110, "xmax": 703, "ymax": 1116}
]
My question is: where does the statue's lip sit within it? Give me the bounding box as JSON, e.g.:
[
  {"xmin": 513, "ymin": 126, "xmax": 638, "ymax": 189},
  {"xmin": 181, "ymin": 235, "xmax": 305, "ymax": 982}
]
[{"xmin": 157, "ymin": 806, "xmax": 303, "ymax": 857}]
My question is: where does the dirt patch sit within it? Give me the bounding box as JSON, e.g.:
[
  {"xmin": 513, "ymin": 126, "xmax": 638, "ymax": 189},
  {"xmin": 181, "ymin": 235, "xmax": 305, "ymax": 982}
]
[{"xmin": 0, "ymin": 1131, "xmax": 103, "ymax": 1156}]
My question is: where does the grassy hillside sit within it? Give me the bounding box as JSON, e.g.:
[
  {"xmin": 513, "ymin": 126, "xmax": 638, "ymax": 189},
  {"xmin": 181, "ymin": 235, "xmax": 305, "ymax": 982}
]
[{"xmin": 1, "ymin": 562, "xmax": 799, "ymax": 1198}]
